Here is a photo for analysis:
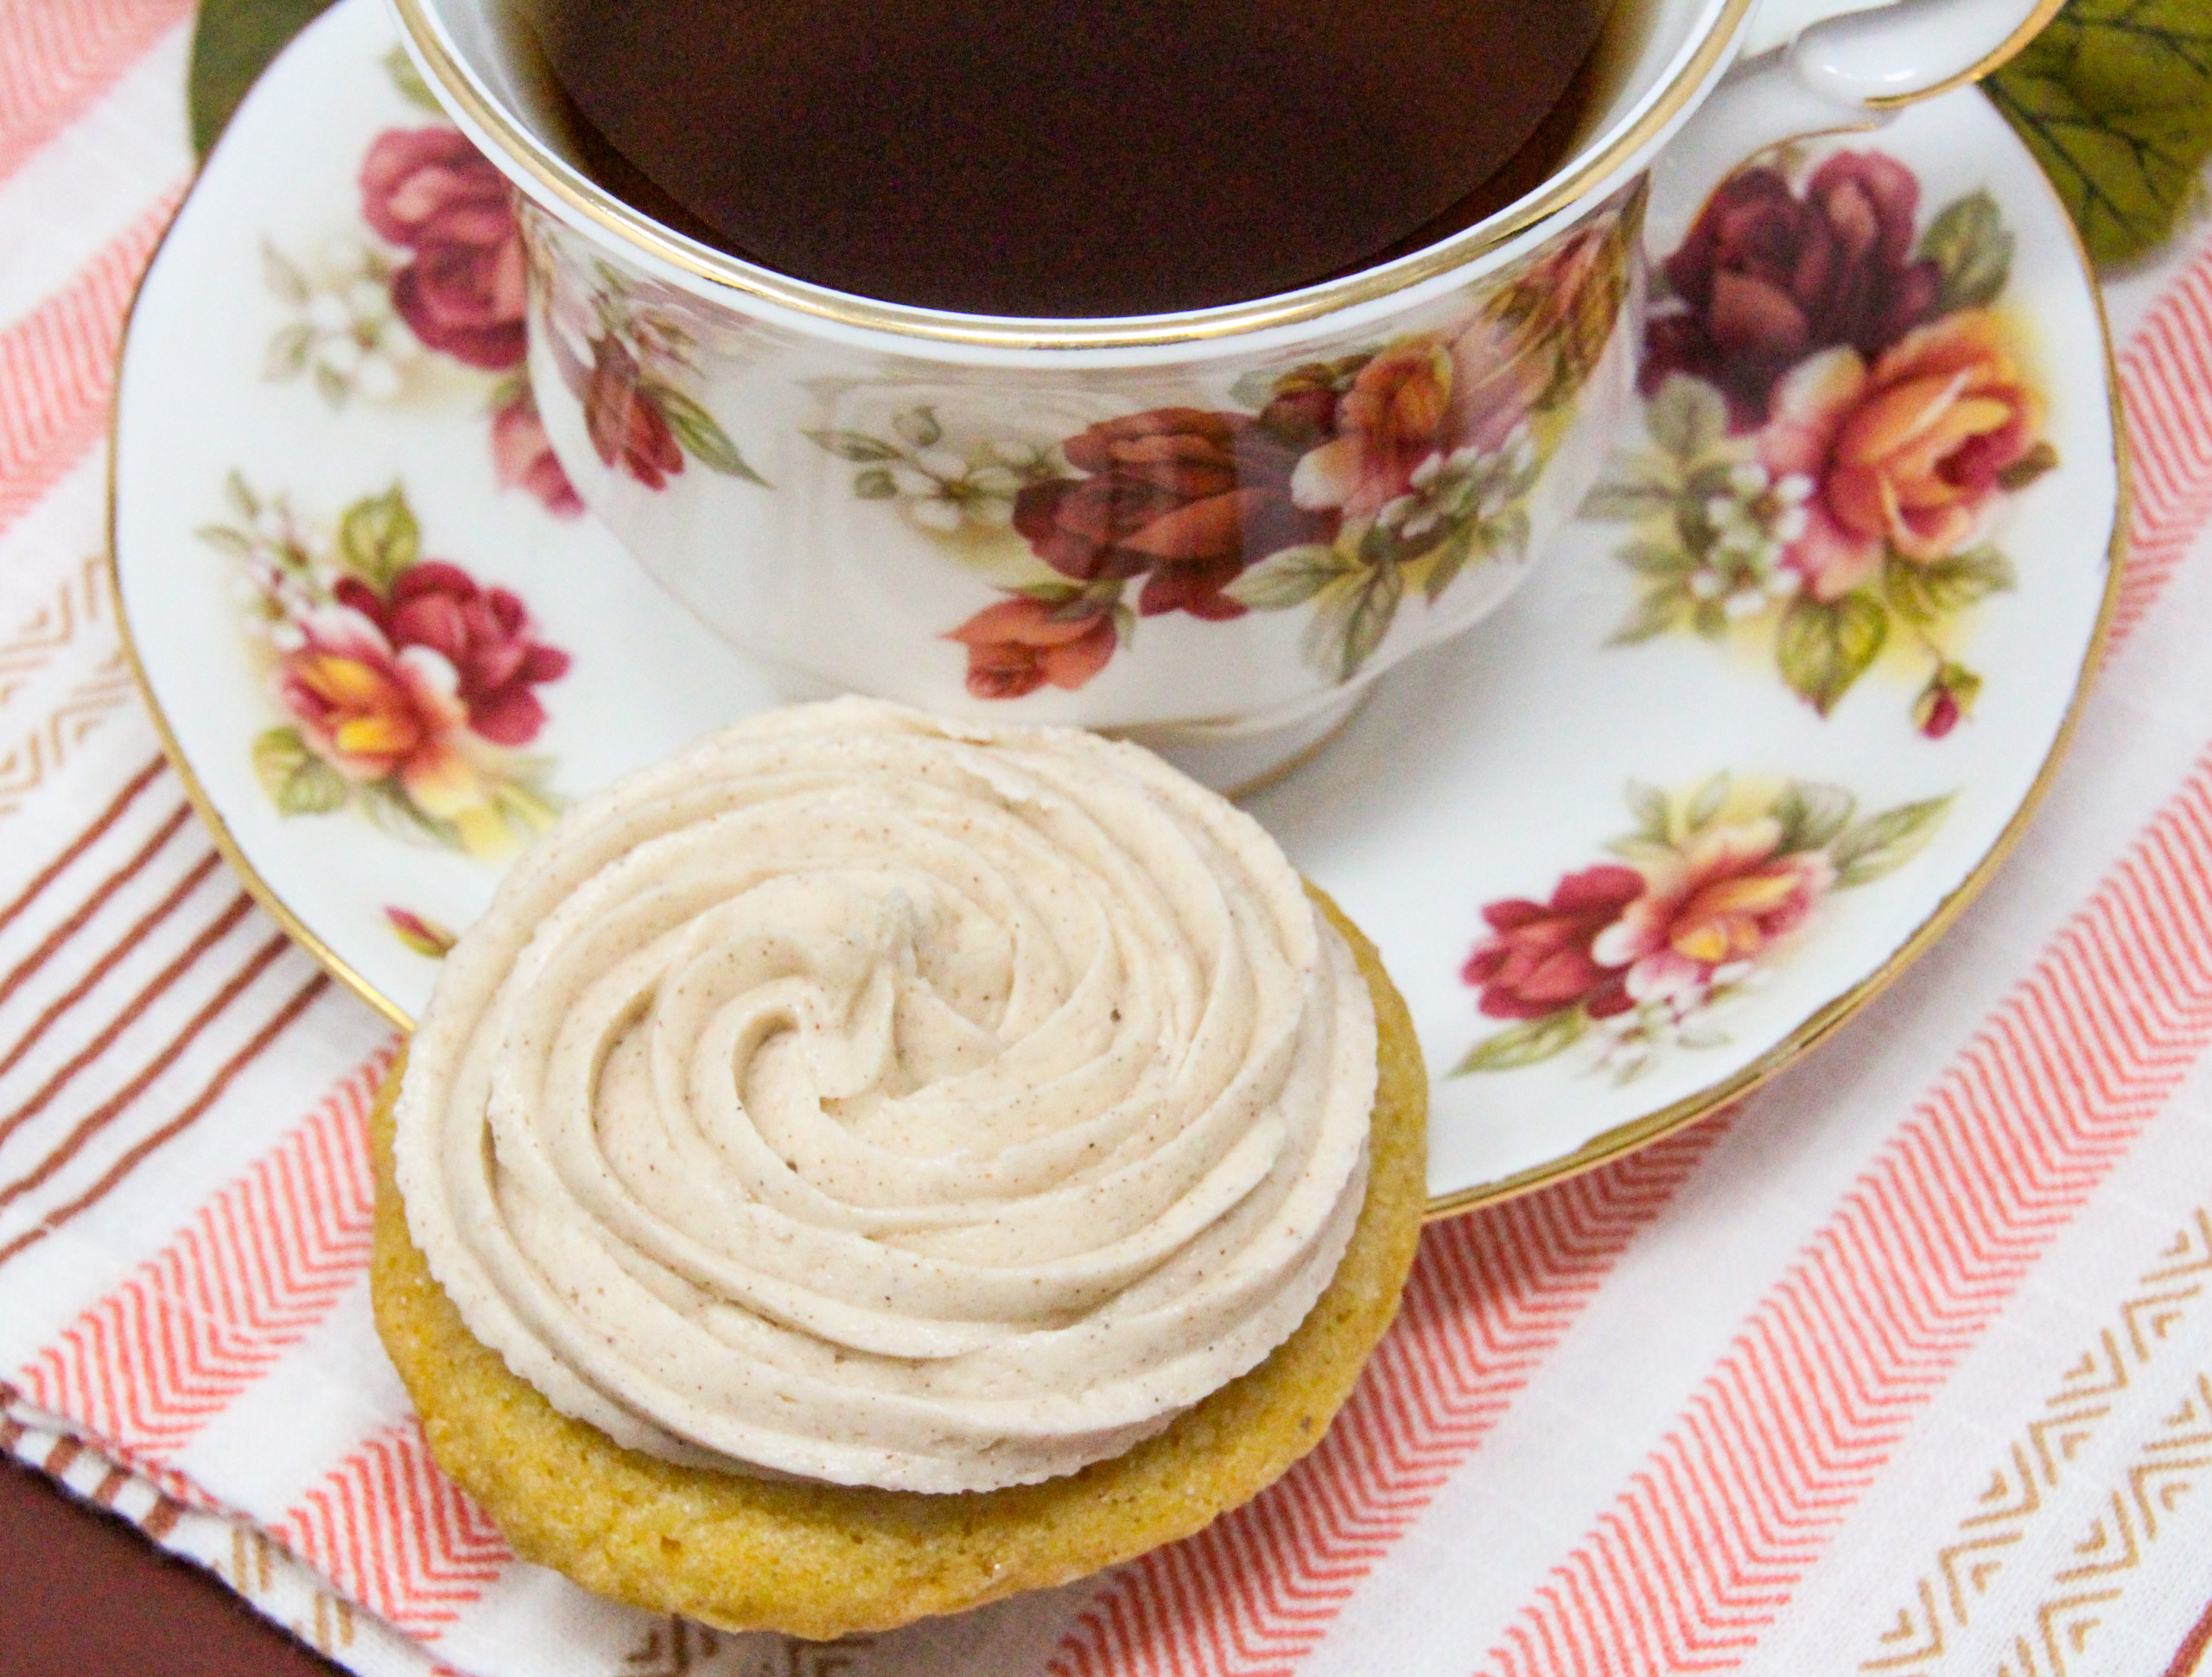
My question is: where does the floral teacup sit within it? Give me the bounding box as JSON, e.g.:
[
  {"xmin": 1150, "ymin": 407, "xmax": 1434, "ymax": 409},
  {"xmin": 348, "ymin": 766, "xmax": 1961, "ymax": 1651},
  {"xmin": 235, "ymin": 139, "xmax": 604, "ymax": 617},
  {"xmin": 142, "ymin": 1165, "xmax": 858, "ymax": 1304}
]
[{"xmin": 390, "ymin": 0, "xmax": 2056, "ymax": 779}]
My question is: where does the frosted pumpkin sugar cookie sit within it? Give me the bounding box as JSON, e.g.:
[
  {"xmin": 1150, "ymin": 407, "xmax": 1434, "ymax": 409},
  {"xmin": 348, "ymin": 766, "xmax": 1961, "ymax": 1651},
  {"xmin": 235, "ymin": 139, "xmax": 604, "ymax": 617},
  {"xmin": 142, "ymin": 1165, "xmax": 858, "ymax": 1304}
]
[{"xmin": 372, "ymin": 698, "xmax": 1426, "ymax": 1637}]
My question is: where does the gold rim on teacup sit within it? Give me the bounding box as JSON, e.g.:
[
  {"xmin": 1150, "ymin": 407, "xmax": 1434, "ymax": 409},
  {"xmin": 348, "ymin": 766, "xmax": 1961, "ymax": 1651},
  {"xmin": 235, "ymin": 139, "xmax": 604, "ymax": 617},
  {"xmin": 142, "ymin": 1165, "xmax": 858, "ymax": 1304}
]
[
  {"xmin": 389, "ymin": 0, "xmax": 1760, "ymax": 352},
  {"xmin": 387, "ymin": 0, "xmax": 2061, "ymax": 353}
]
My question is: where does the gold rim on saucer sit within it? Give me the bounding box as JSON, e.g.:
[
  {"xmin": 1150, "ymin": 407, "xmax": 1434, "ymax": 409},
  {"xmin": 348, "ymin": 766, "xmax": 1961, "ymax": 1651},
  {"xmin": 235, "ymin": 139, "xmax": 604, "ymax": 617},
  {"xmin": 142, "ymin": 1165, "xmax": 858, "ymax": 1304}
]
[
  {"xmin": 1421, "ymin": 174, "xmax": 2126, "ymax": 1222},
  {"xmin": 105, "ymin": 11, "xmax": 2126, "ymax": 1219}
]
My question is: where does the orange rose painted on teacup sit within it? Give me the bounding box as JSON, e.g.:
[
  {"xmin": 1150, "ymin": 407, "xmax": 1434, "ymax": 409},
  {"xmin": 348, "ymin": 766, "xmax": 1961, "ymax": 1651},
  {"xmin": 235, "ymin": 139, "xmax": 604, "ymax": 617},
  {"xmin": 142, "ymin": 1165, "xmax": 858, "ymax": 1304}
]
[{"xmin": 918, "ymin": 195, "xmax": 1641, "ymax": 698}]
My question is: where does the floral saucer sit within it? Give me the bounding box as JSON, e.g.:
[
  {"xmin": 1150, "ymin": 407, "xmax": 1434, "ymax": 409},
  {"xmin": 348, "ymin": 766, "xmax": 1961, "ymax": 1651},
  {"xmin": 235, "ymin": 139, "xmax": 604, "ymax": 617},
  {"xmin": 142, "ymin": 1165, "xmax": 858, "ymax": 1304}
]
[{"xmin": 112, "ymin": 0, "xmax": 2120, "ymax": 1214}]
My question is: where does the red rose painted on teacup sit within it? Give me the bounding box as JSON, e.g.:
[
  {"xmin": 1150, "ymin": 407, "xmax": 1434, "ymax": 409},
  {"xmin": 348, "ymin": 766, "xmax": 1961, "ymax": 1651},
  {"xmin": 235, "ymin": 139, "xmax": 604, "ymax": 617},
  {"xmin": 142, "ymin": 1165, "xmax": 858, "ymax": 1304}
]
[{"xmin": 421, "ymin": 0, "xmax": 2056, "ymax": 773}]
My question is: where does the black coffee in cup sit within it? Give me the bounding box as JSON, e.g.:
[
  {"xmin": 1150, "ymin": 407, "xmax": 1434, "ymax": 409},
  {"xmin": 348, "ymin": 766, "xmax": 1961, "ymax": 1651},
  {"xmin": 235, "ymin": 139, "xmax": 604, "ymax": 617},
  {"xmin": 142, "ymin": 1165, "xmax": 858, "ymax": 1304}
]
[{"xmin": 516, "ymin": 0, "xmax": 1614, "ymax": 319}]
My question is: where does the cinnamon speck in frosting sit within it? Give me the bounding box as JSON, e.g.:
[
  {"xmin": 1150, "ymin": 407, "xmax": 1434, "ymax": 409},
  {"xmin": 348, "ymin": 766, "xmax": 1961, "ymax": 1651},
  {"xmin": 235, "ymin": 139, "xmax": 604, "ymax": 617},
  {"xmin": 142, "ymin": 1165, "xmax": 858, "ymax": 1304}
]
[{"xmin": 391, "ymin": 699, "xmax": 1374, "ymax": 1493}]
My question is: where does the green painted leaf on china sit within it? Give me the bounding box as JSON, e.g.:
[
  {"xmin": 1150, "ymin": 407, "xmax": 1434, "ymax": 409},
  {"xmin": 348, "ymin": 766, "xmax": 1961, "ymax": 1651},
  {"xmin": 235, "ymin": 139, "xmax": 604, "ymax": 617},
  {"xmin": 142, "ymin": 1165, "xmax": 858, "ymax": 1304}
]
[
  {"xmin": 1917, "ymin": 190, "xmax": 2015, "ymax": 312},
  {"xmin": 1830, "ymin": 796, "xmax": 1956, "ymax": 887},
  {"xmin": 1771, "ymin": 780, "xmax": 1857, "ymax": 855},
  {"xmin": 335, "ymin": 484, "xmax": 420, "ymax": 592},
  {"xmin": 655, "ymin": 386, "xmax": 770, "ymax": 485},
  {"xmin": 1775, "ymin": 592, "xmax": 1888, "ymax": 716},
  {"xmin": 1225, "ymin": 544, "xmax": 1360, "ymax": 612},
  {"xmin": 251, "ymin": 726, "xmax": 347, "ymax": 816},
  {"xmin": 1452, "ymin": 1007, "xmax": 1590, "ymax": 1076}
]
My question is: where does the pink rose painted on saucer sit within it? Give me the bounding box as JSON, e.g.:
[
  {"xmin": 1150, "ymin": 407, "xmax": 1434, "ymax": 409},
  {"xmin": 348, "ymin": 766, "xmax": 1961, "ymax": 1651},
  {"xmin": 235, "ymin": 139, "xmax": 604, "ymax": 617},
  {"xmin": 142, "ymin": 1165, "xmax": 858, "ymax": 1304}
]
[
  {"xmin": 203, "ymin": 474, "xmax": 567, "ymax": 859},
  {"xmin": 1758, "ymin": 309, "xmax": 2045, "ymax": 603},
  {"xmin": 1586, "ymin": 149, "xmax": 2056, "ymax": 734},
  {"xmin": 488, "ymin": 383, "xmax": 585, "ymax": 517},
  {"xmin": 1454, "ymin": 773, "xmax": 1950, "ymax": 1082},
  {"xmin": 1461, "ymin": 866, "xmax": 1644, "ymax": 1024}
]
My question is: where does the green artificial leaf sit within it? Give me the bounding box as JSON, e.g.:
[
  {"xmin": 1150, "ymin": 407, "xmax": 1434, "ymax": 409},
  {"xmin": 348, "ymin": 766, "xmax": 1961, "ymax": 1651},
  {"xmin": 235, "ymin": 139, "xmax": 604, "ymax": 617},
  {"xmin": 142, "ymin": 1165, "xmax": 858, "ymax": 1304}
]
[
  {"xmin": 654, "ymin": 388, "xmax": 770, "ymax": 484},
  {"xmin": 1884, "ymin": 546, "xmax": 2018, "ymax": 624},
  {"xmin": 853, "ymin": 467, "xmax": 899, "ymax": 499},
  {"xmin": 804, "ymin": 429, "xmax": 900, "ymax": 463},
  {"xmin": 251, "ymin": 727, "xmax": 347, "ymax": 816},
  {"xmin": 1451, "ymin": 1007, "xmax": 1590, "ymax": 1075},
  {"xmin": 1830, "ymin": 795, "xmax": 1955, "ymax": 886},
  {"xmin": 336, "ymin": 484, "xmax": 420, "ymax": 591},
  {"xmin": 1776, "ymin": 593, "xmax": 1889, "ymax": 715},
  {"xmin": 1986, "ymin": 0, "xmax": 2212, "ymax": 266},
  {"xmin": 190, "ymin": 0, "xmax": 340, "ymax": 159},
  {"xmin": 1644, "ymin": 375, "xmax": 1728, "ymax": 466},
  {"xmin": 1770, "ymin": 780, "xmax": 1858, "ymax": 854},
  {"xmin": 1916, "ymin": 190, "xmax": 2015, "ymax": 311},
  {"xmin": 1224, "ymin": 544, "xmax": 1360, "ymax": 611}
]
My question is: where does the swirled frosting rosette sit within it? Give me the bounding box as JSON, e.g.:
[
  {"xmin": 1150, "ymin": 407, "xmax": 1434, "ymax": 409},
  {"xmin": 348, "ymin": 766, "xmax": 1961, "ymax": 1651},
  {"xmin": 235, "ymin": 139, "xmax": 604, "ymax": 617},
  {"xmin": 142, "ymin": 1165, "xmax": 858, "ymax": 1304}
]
[{"xmin": 392, "ymin": 698, "xmax": 1376, "ymax": 1493}]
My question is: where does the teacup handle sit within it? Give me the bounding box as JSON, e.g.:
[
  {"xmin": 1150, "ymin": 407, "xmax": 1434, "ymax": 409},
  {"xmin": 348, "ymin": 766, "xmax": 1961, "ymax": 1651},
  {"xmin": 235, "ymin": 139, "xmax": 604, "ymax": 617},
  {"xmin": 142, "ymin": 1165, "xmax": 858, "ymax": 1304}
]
[{"xmin": 1646, "ymin": 0, "xmax": 2057, "ymax": 251}]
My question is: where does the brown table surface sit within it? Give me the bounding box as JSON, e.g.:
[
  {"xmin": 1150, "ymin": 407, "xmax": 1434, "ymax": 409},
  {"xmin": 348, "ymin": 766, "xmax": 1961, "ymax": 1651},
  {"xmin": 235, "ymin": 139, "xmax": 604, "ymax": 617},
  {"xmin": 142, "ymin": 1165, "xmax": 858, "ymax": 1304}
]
[{"xmin": 1, "ymin": 1454, "xmax": 344, "ymax": 1676}]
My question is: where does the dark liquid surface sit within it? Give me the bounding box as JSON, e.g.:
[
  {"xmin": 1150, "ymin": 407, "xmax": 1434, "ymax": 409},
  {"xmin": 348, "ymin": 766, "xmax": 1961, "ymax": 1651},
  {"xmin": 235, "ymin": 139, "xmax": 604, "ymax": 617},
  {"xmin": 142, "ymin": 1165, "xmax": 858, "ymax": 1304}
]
[{"xmin": 520, "ymin": 0, "xmax": 1611, "ymax": 318}]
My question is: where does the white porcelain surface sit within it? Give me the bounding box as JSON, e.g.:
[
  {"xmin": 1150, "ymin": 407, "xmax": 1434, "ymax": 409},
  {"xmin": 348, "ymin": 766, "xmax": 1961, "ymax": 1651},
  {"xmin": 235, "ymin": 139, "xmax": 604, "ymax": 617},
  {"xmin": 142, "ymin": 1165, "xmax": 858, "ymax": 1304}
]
[
  {"xmin": 113, "ymin": 0, "xmax": 2118, "ymax": 1208},
  {"xmin": 388, "ymin": 0, "xmax": 2042, "ymax": 756}
]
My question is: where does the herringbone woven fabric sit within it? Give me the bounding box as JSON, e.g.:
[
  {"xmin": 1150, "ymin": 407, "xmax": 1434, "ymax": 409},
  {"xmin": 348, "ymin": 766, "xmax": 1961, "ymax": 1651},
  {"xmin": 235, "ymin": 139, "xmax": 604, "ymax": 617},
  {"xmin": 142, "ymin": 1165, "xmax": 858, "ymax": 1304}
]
[{"xmin": 5, "ymin": 4, "xmax": 2212, "ymax": 1674}]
